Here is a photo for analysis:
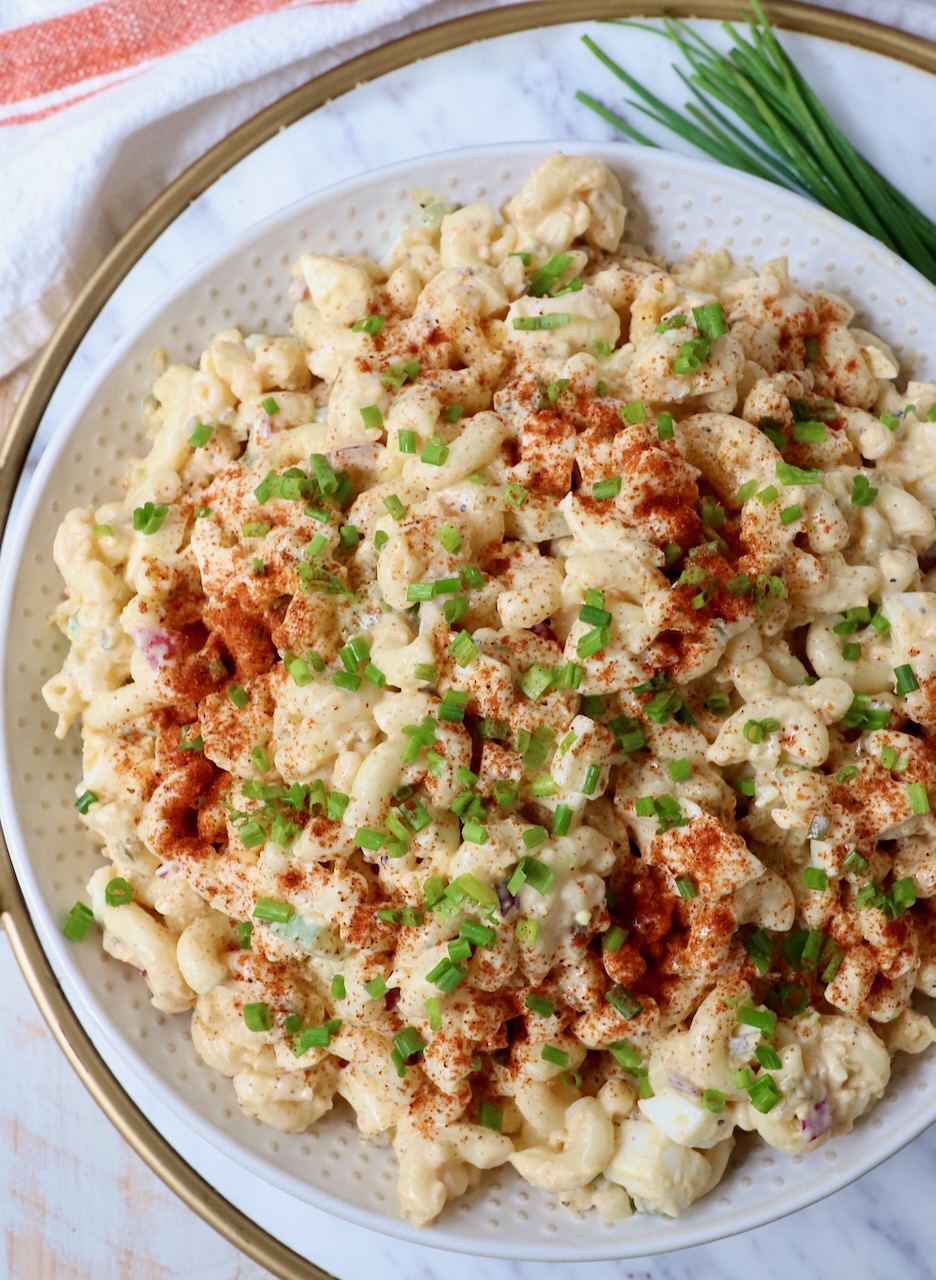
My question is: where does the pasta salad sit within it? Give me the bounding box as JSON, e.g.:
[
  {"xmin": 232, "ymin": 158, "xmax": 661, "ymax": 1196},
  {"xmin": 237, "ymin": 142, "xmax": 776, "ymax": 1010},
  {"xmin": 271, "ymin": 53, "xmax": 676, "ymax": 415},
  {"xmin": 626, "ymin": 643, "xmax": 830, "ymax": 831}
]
[{"xmin": 45, "ymin": 152, "xmax": 936, "ymax": 1226}]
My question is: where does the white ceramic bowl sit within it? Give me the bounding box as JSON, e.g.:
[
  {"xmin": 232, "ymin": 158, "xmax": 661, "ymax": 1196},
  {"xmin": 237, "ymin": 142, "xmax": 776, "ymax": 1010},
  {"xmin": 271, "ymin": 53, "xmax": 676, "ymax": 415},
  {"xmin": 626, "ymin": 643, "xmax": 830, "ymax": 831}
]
[{"xmin": 2, "ymin": 141, "xmax": 935, "ymax": 1260}]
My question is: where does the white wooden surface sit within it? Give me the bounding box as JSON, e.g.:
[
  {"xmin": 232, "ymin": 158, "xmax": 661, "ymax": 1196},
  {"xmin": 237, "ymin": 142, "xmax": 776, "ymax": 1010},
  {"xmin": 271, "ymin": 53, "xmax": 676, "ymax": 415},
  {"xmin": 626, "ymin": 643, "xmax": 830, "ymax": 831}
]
[{"xmin": 0, "ymin": 933, "xmax": 274, "ymax": 1280}]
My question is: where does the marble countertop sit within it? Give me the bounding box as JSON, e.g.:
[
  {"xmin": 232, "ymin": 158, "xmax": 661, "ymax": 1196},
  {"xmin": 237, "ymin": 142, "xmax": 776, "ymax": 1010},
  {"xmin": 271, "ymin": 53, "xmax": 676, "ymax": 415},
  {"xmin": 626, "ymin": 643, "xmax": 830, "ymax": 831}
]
[
  {"xmin": 4, "ymin": 927, "xmax": 936, "ymax": 1280},
  {"xmin": 3, "ymin": 1, "xmax": 936, "ymax": 1277}
]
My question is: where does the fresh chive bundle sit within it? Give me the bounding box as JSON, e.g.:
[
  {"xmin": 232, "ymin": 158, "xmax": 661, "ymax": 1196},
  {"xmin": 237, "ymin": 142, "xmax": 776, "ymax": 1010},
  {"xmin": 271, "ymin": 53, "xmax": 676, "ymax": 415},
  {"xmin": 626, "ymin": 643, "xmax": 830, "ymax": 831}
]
[{"xmin": 577, "ymin": 0, "xmax": 936, "ymax": 282}]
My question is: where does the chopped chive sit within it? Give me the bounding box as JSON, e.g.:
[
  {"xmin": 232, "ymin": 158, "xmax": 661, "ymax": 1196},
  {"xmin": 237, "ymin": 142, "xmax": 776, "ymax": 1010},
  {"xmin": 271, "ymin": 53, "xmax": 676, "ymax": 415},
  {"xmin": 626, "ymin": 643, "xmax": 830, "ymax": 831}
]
[
  {"xmin": 780, "ymin": 503, "xmax": 802, "ymax": 525},
  {"xmin": 438, "ymin": 524, "xmax": 463, "ymax": 554},
  {"xmin": 351, "ymin": 314, "xmax": 385, "ymax": 334},
  {"xmin": 365, "ymin": 976, "xmax": 388, "ymax": 999},
  {"xmin": 425, "ymin": 996, "xmax": 442, "ymax": 1030},
  {"xmin": 909, "ymin": 782, "xmax": 930, "ymax": 814},
  {"xmin": 244, "ymin": 1002, "xmax": 271, "ymax": 1032},
  {"xmin": 776, "ymin": 461, "xmax": 821, "ymax": 486},
  {"xmin": 755, "ymin": 1043, "xmax": 783, "ymax": 1071},
  {"xmin": 675, "ymin": 877, "xmax": 697, "ymax": 900},
  {"xmin": 92, "ymin": 524, "xmax": 113, "ymax": 537},
  {"xmin": 802, "ymin": 867, "xmax": 829, "ymax": 891},
  {"xmin": 227, "ymin": 684, "xmax": 249, "ymax": 708},
  {"xmin": 528, "ymin": 253, "xmax": 574, "ymax": 296},
  {"xmin": 593, "ymin": 475, "xmax": 622, "ymax": 499},
  {"xmin": 552, "ymin": 805, "xmax": 573, "ymax": 837},
  {"xmin": 577, "ymin": 625, "xmax": 610, "ymax": 658},
  {"xmin": 421, "ymin": 435, "xmax": 449, "ymax": 466},
  {"xmin": 507, "ymin": 855, "xmax": 555, "ymax": 897},
  {"xmin": 477, "ymin": 1100, "xmax": 503, "ymax": 1131},
  {"xmin": 104, "ymin": 877, "xmax": 133, "ymax": 907},
  {"xmin": 843, "ymin": 849, "xmax": 867, "ymax": 874},
  {"xmin": 355, "ymin": 828, "xmax": 385, "ymax": 851},
  {"xmin": 608, "ymin": 1040, "xmax": 641, "ymax": 1070},
  {"xmin": 700, "ymin": 496, "xmax": 725, "ymax": 528},
  {"xmin": 668, "ymin": 757, "xmax": 691, "ymax": 782},
  {"xmin": 692, "ymin": 301, "xmax": 728, "ymax": 339},
  {"xmin": 748, "ymin": 1075, "xmax": 782, "ymax": 1114},
  {"xmin": 74, "ymin": 789, "xmax": 97, "ymax": 814},
  {"xmin": 851, "ymin": 474, "xmax": 878, "ymax": 505},
  {"xmin": 603, "ymin": 925, "xmax": 628, "ymax": 952},
  {"xmin": 188, "ymin": 422, "xmax": 213, "ymax": 447},
  {"xmin": 63, "ymin": 901, "xmax": 94, "ymax": 942},
  {"xmin": 460, "ymin": 919, "xmax": 497, "ymax": 948},
  {"xmin": 581, "ymin": 763, "xmax": 601, "ymax": 795},
  {"xmin": 792, "ymin": 421, "xmax": 827, "ymax": 442},
  {"xmin": 443, "ymin": 596, "xmax": 467, "ymax": 624},
  {"xmin": 519, "ymin": 663, "xmax": 554, "ymax": 702},
  {"xmin": 359, "ymin": 404, "xmax": 384, "ymax": 430},
  {"xmin": 541, "ymin": 1044, "xmax": 569, "ymax": 1067},
  {"xmin": 383, "ymin": 494, "xmax": 406, "ymax": 520},
  {"xmin": 132, "ymin": 502, "xmax": 168, "ymax": 535},
  {"xmin": 655, "ymin": 313, "xmax": 687, "ymax": 333},
  {"xmin": 526, "ymin": 993, "xmax": 555, "ymax": 1017},
  {"xmin": 737, "ymin": 1004, "xmax": 777, "ymax": 1037},
  {"xmin": 894, "ymin": 664, "xmax": 919, "ymax": 695},
  {"xmin": 512, "ymin": 313, "xmax": 572, "ymax": 331},
  {"xmin": 515, "ymin": 918, "xmax": 539, "ymax": 944},
  {"xmin": 655, "ymin": 412, "xmax": 675, "ymax": 441},
  {"xmin": 522, "ymin": 826, "xmax": 549, "ymax": 850},
  {"xmin": 504, "ymin": 481, "xmax": 528, "ymax": 508},
  {"xmin": 252, "ymin": 898, "xmax": 293, "ymax": 924},
  {"xmin": 364, "ymin": 663, "xmax": 386, "ymax": 688},
  {"xmin": 449, "ymin": 630, "xmax": 479, "ymax": 667},
  {"xmin": 606, "ymin": 986, "xmax": 642, "ymax": 1020}
]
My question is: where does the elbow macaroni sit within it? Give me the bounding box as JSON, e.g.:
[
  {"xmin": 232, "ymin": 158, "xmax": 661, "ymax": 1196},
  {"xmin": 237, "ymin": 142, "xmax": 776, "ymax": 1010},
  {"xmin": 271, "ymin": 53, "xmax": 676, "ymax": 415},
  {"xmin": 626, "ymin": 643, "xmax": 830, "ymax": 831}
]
[{"xmin": 46, "ymin": 152, "xmax": 935, "ymax": 1227}]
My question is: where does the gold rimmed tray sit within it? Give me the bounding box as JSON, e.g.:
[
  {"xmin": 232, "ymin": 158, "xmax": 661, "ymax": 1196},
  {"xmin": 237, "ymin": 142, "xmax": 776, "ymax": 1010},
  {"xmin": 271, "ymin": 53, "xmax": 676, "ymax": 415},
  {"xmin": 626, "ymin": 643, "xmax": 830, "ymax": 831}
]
[{"xmin": 1, "ymin": 4, "xmax": 933, "ymax": 1276}]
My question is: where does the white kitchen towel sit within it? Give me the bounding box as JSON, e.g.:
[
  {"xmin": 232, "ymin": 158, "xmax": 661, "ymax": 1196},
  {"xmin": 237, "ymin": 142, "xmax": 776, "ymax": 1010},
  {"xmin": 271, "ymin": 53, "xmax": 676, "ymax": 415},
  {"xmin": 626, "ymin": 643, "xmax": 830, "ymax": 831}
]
[
  {"xmin": 0, "ymin": 0, "xmax": 933, "ymax": 379},
  {"xmin": 0, "ymin": 0, "xmax": 475, "ymax": 376}
]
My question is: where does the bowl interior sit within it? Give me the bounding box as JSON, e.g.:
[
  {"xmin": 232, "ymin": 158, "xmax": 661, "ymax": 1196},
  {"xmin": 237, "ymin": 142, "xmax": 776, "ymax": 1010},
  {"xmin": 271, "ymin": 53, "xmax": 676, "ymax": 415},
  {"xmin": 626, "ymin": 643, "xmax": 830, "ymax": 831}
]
[{"xmin": 2, "ymin": 141, "xmax": 935, "ymax": 1260}]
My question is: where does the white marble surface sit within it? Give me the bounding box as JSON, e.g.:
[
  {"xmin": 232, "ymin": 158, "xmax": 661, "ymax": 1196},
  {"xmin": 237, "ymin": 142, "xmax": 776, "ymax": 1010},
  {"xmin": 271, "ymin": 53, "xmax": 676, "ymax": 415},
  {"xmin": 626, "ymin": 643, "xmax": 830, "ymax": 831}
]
[{"xmin": 4, "ymin": 3, "xmax": 936, "ymax": 1278}]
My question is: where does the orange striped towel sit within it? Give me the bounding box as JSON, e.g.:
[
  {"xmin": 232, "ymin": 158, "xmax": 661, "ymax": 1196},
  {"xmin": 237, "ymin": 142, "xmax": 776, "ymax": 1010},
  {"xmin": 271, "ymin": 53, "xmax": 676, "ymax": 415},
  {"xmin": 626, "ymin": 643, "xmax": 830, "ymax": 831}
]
[{"xmin": 0, "ymin": 0, "xmax": 441, "ymax": 376}]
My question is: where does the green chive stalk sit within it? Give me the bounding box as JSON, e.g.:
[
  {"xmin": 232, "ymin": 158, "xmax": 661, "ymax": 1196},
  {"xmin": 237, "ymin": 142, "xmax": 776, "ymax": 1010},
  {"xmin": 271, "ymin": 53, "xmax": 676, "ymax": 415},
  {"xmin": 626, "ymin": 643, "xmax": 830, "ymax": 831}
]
[{"xmin": 577, "ymin": 0, "xmax": 936, "ymax": 282}]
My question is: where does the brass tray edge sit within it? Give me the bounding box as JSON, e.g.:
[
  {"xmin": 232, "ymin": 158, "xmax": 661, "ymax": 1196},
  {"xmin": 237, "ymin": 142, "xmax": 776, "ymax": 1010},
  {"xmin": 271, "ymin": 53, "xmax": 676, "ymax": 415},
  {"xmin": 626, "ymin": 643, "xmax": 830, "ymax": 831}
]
[{"xmin": 0, "ymin": 3, "xmax": 933, "ymax": 1276}]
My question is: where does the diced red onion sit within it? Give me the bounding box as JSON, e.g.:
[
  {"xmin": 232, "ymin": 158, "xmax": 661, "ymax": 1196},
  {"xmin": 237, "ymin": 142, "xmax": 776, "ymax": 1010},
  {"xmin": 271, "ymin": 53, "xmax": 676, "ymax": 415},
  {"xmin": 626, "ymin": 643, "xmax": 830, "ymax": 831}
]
[
  {"xmin": 496, "ymin": 878, "xmax": 518, "ymax": 917},
  {"xmin": 132, "ymin": 627, "xmax": 182, "ymax": 672},
  {"xmin": 801, "ymin": 1097, "xmax": 831, "ymax": 1141}
]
